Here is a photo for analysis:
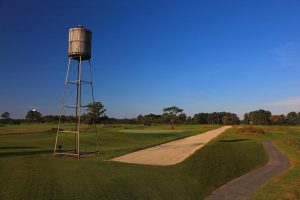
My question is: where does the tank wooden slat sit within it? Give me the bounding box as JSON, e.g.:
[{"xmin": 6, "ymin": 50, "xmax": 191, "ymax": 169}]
[{"xmin": 68, "ymin": 26, "xmax": 92, "ymax": 60}]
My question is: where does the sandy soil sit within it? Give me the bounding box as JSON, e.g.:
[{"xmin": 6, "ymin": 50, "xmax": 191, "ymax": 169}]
[{"xmin": 110, "ymin": 126, "xmax": 231, "ymax": 166}]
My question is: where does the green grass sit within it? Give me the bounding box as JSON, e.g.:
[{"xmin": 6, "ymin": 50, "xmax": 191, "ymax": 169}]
[
  {"xmin": 0, "ymin": 124, "xmax": 269, "ymax": 199},
  {"xmin": 250, "ymin": 126, "xmax": 300, "ymax": 200},
  {"xmin": 214, "ymin": 125, "xmax": 300, "ymax": 200},
  {"xmin": 0, "ymin": 123, "xmax": 56, "ymax": 135},
  {"xmin": 118, "ymin": 129, "xmax": 185, "ymax": 133}
]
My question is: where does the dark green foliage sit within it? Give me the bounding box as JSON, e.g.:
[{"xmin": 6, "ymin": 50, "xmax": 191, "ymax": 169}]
[
  {"xmin": 222, "ymin": 114, "xmax": 239, "ymax": 125},
  {"xmin": 144, "ymin": 114, "xmax": 162, "ymax": 125},
  {"xmin": 162, "ymin": 106, "xmax": 183, "ymax": 116},
  {"xmin": 244, "ymin": 110, "xmax": 300, "ymax": 125},
  {"xmin": 136, "ymin": 111, "xmax": 240, "ymax": 125},
  {"xmin": 1, "ymin": 112, "xmax": 11, "ymax": 124},
  {"xmin": 286, "ymin": 112, "xmax": 299, "ymax": 125},
  {"xmin": 25, "ymin": 110, "xmax": 42, "ymax": 123},
  {"xmin": 243, "ymin": 113, "xmax": 249, "ymax": 124},
  {"xmin": 136, "ymin": 107, "xmax": 187, "ymax": 125},
  {"xmin": 246, "ymin": 109, "xmax": 272, "ymax": 125},
  {"xmin": 177, "ymin": 113, "xmax": 187, "ymax": 123},
  {"xmin": 83, "ymin": 101, "xmax": 106, "ymax": 125},
  {"xmin": 42, "ymin": 115, "xmax": 59, "ymax": 123},
  {"xmin": 162, "ymin": 106, "xmax": 184, "ymax": 124},
  {"xmin": 193, "ymin": 112, "xmax": 239, "ymax": 125},
  {"xmin": 1, "ymin": 112, "xmax": 10, "ymax": 120},
  {"xmin": 193, "ymin": 113, "xmax": 209, "ymax": 124}
]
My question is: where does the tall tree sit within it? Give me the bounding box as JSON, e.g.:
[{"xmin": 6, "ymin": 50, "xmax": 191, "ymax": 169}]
[
  {"xmin": 137, "ymin": 115, "xmax": 143, "ymax": 124},
  {"xmin": 286, "ymin": 112, "xmax": 298, "ymax": 125},
  {"xmin": 222, "ymin": 113, "xmax": 239, "ymax": 125},
  {"xmin": 178, "ymin": 113, "xmax": 187, "ymax": 124},
  {"xmin": 243, "ymin": 113, "xmax": 249, "ymax": 125},
  {"xmin": 1, "ymin": 112, "xmax": 10, "ymax": 120},
  {"xmin": 85, "ymin": 101, "xmax": 106, "ymax": 125},
  {"xmin": 1, "ymin": 112, "xmax": 11, "ymax": 124},
  {"xmin": 193, "ymin": 113, "xmax": 208, "ymax": 124},
  {"xmin": 278, "ymin": 114, "xmax": 286, "ymax": 125},
  {"xmin": 247, "ymin": 109, "xmax": 271, "ymax": 125},
  {"xmin": 25, "ymin": 110, "xmax": 42, "ymax": 123},
  {"xmin": 162, "ymin": 106, "xmax": 183, "ymax": 124}
]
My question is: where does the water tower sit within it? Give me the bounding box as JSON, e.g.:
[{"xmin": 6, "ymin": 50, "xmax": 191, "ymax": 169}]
[{"xmin": 53, "ymin": 25, "xmax": 99, "ymax": 159}]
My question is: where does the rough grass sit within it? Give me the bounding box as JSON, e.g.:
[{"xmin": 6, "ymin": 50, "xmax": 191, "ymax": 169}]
[
  {"xmin": 236, "ymin": 125, "xmax": 265, "ymax": 135},
  {"xmin": 0, "ymin": 124, "xmax": 268, "ymax": 200},
  {"xmin": 118, "ymin": 129, "xmax": 185, "ymax": 133},
  {"xmin": 251, "ymin": 126, "xmax": 300, "ymax": 200}
]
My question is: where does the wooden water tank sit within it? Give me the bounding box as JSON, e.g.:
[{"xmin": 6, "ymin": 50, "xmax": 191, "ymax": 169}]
[{"xmin": 68, "ymin": 25, "xmax": 92, "ymax": 60}]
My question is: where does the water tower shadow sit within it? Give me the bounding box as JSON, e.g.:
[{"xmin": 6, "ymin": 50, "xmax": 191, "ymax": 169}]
[
  {"xmin": 55, "ymin": 152, "xmax": 98, "ymax": 160},
  {"xmin": 218, "ymin": 139, "xmax": 251, "ymax": 143},
  {"xmin": 0, "ymin": 150, "xmax": 52, "ymax": 157},
  {"xmin": 0, "ymin": 146, "xmax": 39, "ymax": 150}
]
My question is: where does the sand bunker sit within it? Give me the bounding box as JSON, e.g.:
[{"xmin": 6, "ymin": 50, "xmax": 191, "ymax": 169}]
[{"xmin": 111, "ymin": 126, "xmax": 231, "ymax": 166}]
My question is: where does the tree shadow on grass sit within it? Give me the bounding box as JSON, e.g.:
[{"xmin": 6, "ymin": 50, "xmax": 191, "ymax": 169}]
[
  {"xmin": 0, "ymin": 146, "xmax": 39, "ymax": 150},
  {"xmin": 219, "ymin": 139, "xmax": 251, "ymax": 143},
  {"xmin": 0, "ymin": 150, "xmax": 52, "ymax": 157}
]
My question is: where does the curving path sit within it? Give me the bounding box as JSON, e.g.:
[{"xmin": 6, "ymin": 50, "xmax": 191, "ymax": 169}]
[
  {"xmin": 111, "ymin": 126, "xmax": 231, "ymax": 166},
  {"xmin": 204, "ymin": 141, "xmax": 291, "ymax": 200}
]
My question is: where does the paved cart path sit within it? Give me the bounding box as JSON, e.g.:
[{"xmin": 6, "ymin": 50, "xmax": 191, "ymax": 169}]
[
  {"xmin": 204, "ymin": 141, "xmax": 291, "ymax": 200},
  {"xmin": 110, "ymin": 126, "xmax": 231, "ymax": 166}
]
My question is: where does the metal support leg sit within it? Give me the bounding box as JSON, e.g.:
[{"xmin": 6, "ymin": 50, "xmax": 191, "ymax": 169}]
[
  {"xmin": 89, "ymin": 60, "xmax": 100, "ymax": 156},
  {"xmin": 54, "ymin": 58, "xmax": 71, "ymax": 156},
  {"xmin": 76, "ymin": 56, "xmax": 82, "ymax": 159},
  {"xmin": 54, "ymin": 57, "xmax": 98, "ymax": 159}
]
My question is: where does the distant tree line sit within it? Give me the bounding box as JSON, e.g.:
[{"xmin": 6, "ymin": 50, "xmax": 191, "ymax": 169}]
[
  {"xmin": 133, "ymin": 111, "xmax": 239, "ymax": 125},
  {"xmin": 193, "ymin": 112, "xmax": 239, "ymax": 125},
  {"xmin": 243, "ymin": 109, "xmax": 300, "ymax": 125},
  {"xmin": 2, "ymin": 104, "xmax": 300, "ymax": 126}
]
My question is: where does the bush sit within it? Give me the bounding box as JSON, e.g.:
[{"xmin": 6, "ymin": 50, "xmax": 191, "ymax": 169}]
[{"xmin": 237, "ymin": 126, "xmax": 265, "ymax": 135}]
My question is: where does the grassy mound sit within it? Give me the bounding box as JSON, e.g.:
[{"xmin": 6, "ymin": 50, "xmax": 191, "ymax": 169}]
[
  {"xmin": 237, "ymin": 126, "xmax": 265, "ymax": 135},
  {"xmin": 0, "ymin": 124, "xmax": 268, "ymax": 200}
]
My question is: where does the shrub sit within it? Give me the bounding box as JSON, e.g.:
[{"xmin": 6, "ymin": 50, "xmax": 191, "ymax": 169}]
[{"xmin": 237, "ymin": 126, "xmax": 265, "ymax": 135}]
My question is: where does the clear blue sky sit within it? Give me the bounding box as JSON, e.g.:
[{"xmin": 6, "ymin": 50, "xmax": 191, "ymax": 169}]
[{"xmin": 1, "ymin": 0, "xmax": 300, "ymax": 119}]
